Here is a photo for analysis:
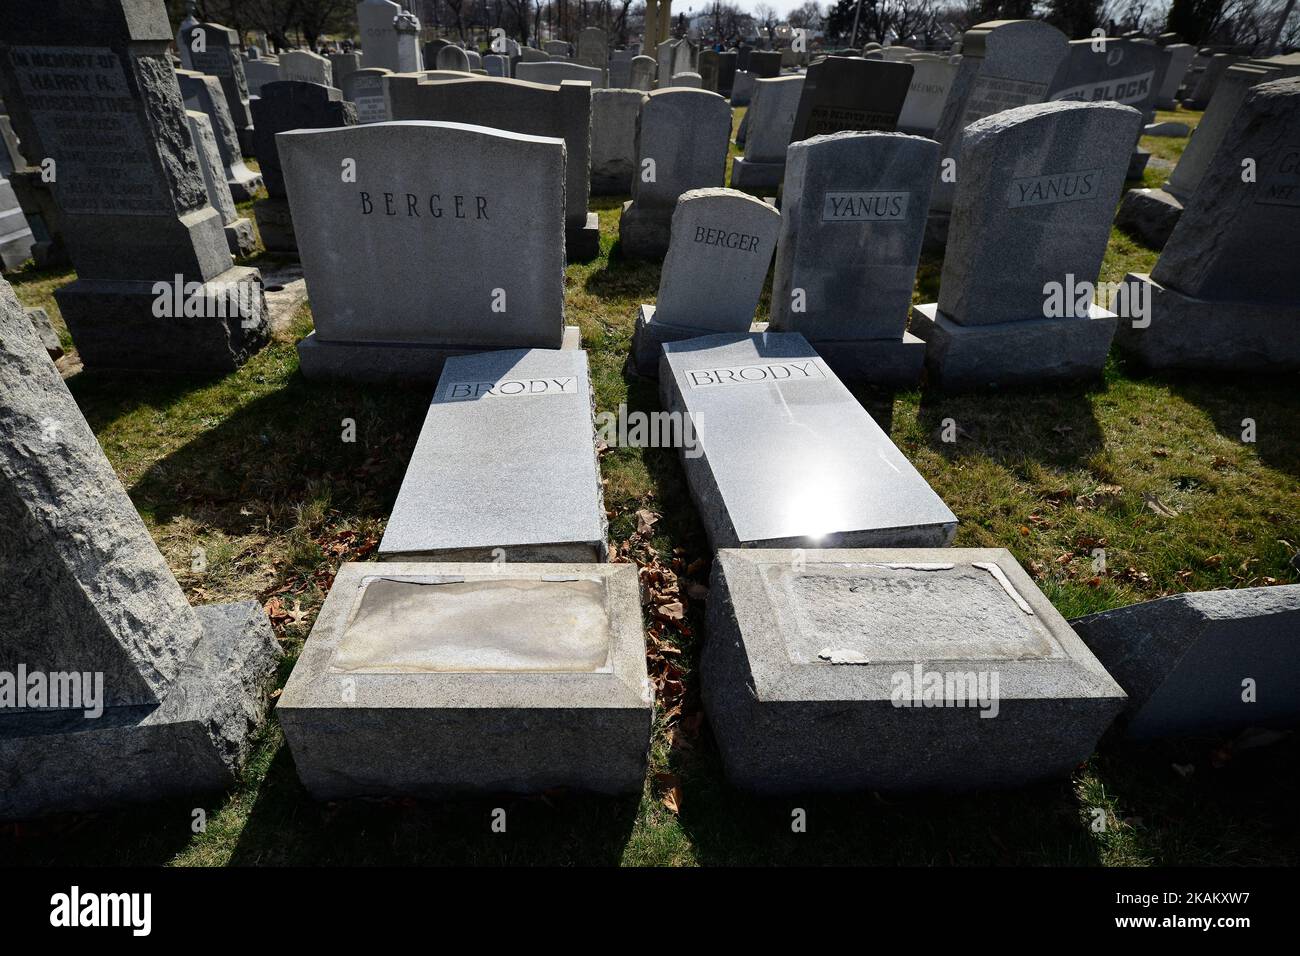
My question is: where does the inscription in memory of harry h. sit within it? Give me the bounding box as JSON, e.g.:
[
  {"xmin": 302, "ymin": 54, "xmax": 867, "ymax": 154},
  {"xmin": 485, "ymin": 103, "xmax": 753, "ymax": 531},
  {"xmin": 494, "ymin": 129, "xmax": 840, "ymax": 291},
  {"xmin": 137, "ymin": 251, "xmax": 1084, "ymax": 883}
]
[
  {"xmin": 1007, "ymin": 169, "xmax": 1101, "ymax": 208},
  {"xmin": 8, "ymin": 46, "xmax": 169, "ymax": 216}
]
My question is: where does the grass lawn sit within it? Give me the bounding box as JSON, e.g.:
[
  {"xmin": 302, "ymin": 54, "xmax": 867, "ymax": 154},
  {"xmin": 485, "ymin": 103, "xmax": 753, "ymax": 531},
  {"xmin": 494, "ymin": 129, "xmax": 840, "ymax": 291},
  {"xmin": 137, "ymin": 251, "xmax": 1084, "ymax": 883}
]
[{"xmin": 3, "ymin": 108, "xmax": 1298, "ymax": 866}]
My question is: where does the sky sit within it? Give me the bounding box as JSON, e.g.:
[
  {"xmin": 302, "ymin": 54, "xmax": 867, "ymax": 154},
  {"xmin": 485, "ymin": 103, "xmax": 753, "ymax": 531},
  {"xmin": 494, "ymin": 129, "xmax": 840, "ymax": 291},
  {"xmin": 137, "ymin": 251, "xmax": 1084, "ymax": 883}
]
[{"xmin": 674, "ymin": 0, "xmax": 820, "ymax": 19}]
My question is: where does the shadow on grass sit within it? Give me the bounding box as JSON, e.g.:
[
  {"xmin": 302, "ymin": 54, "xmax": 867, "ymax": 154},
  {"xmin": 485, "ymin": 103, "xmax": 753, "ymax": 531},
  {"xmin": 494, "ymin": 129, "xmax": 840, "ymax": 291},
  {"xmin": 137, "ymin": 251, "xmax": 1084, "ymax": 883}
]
[
  {"xmin": 1163, "ymin": 372, "xmax": 1300, "ymax": 479},
  {"xmin": 228, "ymin": 743, "xmax": 640, "ymax": 865}
]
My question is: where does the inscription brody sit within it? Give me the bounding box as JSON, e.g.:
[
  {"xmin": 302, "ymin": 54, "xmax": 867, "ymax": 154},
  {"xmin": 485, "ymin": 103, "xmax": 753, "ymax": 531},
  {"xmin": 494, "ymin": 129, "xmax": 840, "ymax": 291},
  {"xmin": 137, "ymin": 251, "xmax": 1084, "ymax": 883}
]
[
  {"xmin": 822, "ymin": 191, "xmax": 910, "ymax": 222},
  {"xmin": 360, "ymin": 191, "xmax": 489, "ymax": 219},
  {"xmin": 444, "ymin": 377, "xmax": 577, "ymax": 400},
  {"xmin": 694, "ymin": 225, "xmax": 761, "ymax": 252},
  {"xmin": 686, "ymin": 361, "xmax": 825, "ymax": 387},
  {"xmin": 1007, "ymin": 168, "xmax": 1101, "ymax": 208}
]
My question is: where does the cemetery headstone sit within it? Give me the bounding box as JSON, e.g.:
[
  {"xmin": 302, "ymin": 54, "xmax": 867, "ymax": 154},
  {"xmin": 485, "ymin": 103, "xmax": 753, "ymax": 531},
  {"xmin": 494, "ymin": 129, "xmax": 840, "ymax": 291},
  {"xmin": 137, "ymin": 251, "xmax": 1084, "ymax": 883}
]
[
  {"xmin": 545, "ymin": 40, "xmax": 570, "ymax": 57},
  {"xmin": 380, "ymin": 348, "xmax": 607, "ymax": 561},
  {"xmin": 731, "ymin": 75, "xmax": 804, "ymax": 189},
  {"xmin": 591, "ymin": 88, "xmax": 645, "ymax": 194},
  {"xmin": 0, "ymin": 173, "xmax": 33, "ymax": 269},
  {"xmin": 619, "ymin": 88, "xmax": 731, "ymax": 259},
  {"xmin": 0, "ymin": 0, "xmax": 269, "ymax": 371},
  {"xmin": 279, "ymin": 49, "xmax": 333, "ymax": 87},
  {"xmin": 769, "ymin": 131, "xmax": 936, "ymax": 384},
  {"xmin": 278, "ymin": 560, "xmax": 652, "ymax": 799},
  {"xmin": 0, "ymin": 277, "xmax": 280, "ymax": 820},
  {"xmin": 179, "ymin": 19, "xmax": 255, "ymax": 153},
  {"xmin": 242, "ymin": 54, "xmax": 279, "ymax": 95},
  {"xmin": 671, "ymin": 72, "xmax": 702, "ymax": 89},
  {"xmin": 436, "ymin": 45, "xmax": 471, "ymax": 72},
  {"xmin": 423, "ymin": 37, "xmax": 451, "ymax": 66},
  {"xmin": 341, "ymin": 67, "xmax": 392, "ymax": 123},
  {"xmin": 748, "ymin": 50, "xmax": 782, "ymax": 78},
  {"xmin": 703, "ymin": 547, "xmax": 1125, "ymax": 793},
  {"xmin": 280, "ymin": 121, "xmax": 570, "ymax": 382},
  {"xmin": 659, "ymin": 332, "xmax": 957, "ymax": 548},
  {"xmin": 185, "ymin": 109, "xmax": 255, "ymax": 257},
  {"xmin": 789, "ymin": 56, "xmax": 913, "ymax": 142},
  {"xmin": 729, "ymin": 69, "xmax": 755, "ymax": 106},
  {"xmin": 330, "ymin": 51, "xmax": 362, "ymax": 87},
  {"xmin": 898, "ymin": 53, "xmax": 959, "ymax": 136},
  {"xmin": 1072, "ymin": 585, "xmax": 1300, "ymax": 739},
  {"xmin": 387, "ymin": 74, "xmax": 599, "ymax": 260},
  {"xmin": 358, "ymin": 0, "xmax": 403, "ymax": 71},
  {"xmin": 577, "ymin": 27, "xmax": 607, "ymax": 74},
  {"xmin": 629, "ymin": 188, "xmax": 780, "ymax": 375},
  {"xmin": 629, "ymin": 54, "xmax": 656, "ymax": 91},
  {"xmin": 912, "ymin": 100, "xmax": 1142, "ymax": 389},
  {"xmin": 1155, "ymin": 43, "xmax": 1196, "ymax": 107},
  {"xmin": 1185, "ymin": 52, "xmax": 1242, "ymax": 109},
  {"xmin": 1115, "ymin": 77, "xmax": 1300, "ymax": 371},
  {"xmin": 610, "ymin": 50, "xmax": 633, "ymax": 87},
  {"xmin": 251, "ymin": 81, "xmax": 357, "ymax": 255},
  {"xmin": 484, "ymin": 53, "xmax": 509, "ymax": 77},
  {"xmin": 394, "ymin": 11, "xmax": 423, "ymax": 72},
  {"xmin": 176, "ymin": 69, "xmax": 263, "ymax": 200},
  {"xmin": 928, "ymin": 20, "xmax": 1069, "ymax": 238},
  {"xmin": 515, "ymin": 60, "xmax": 603, "ymax": 86}
]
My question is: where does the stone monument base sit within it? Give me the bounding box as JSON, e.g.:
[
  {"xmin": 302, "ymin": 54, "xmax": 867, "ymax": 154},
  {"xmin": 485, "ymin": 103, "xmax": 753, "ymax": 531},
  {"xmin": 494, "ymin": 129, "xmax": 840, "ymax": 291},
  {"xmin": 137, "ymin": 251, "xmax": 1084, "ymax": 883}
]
[
  {"xmin": 297, "ymin": 326, "xmax": 581, "ymax": 383},
  {"xmin": 226, "ymin": 165, "xmax": 263, "ymax": 202},
  {"xmin": 225, "ymin": 217, "xmax": 257, "ymax": 257},
  {"xmin": 566, "ymin": 212, "xmax": 601, "ymax": 261},
  {"xmin": 730, "ymin": 155, "xmax": 785, "ymax": 190},
  {"xmin": 618, "ymin": 200, "xmax": 672, "ymax": 259},
  {"xmin": 253, "ymin": 197, "xmax": 297, "ymax": 255},
  {"xmin": 1113, "ymin": 273, "xmax": 1300, "ymax": 371},
  {"xmin": 277, "ymin": 562, "xmax": 653, "ymax": 800},
  {"xmin": 55, "ymin": 266, "xmax": 269, "ymax": 372},
  {"xmin": 629, "ymin": 304, "xmax": 756, "ymax": 377},
  {"xmin": 0, "ymin": 602, "xmax": 280, "ymax": 821},
  {"xmin": 910, "ymin": 302, "xmax": 1117, "ymax": 390},
  {"xmin": 1115, "ymin": 187, "xmax": 1183, "ymax": 250},
  {"xmin": 802, "ymin": 332, "xmax": 927, "ymax": 386}
]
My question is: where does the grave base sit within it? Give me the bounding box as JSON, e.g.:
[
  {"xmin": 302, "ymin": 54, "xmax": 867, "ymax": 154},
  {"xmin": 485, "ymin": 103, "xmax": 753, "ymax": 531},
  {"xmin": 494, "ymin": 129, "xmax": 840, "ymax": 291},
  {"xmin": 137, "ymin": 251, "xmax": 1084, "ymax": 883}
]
[
  {"xmin": 297, "ymin": 326, "xmax": 581, "ymax": 384},
  {"xmin": 703, "ymin": 548, "xmax": 1127, "ymax": 794},
  {"xmin": 0, "ymin": 602, "xmax": 280, "ymax": 821},
  {"xmin": 277, "ymin": 562, "xmax": 653, "ymax": 800},
  {"xmin": 1126, "ymin": 147, "xmax": 1151, "ymax": 181},
  {"xmin": 730, "ymin": 155, "xmax": 785, "ymax": 190},
  {"xmin": 226, "ymin": 164, "xmax": 263, "ymax": 202},
  {"xmin": 629, "ymin": 304, "xmax": 757, "ymax": 378},
  {"xmin": 54, "ymin": 266, "xmax": 269, "ymax": 373},
  {"xmin": 1115, "ymin": 186, "xmax": 1183, "ymax": 250},
  {"xmin": 804, "ymin": 333, "xmax": 926, "ymax": 387},
  {"xmin": 253, "ymin": 197, "xmax": 297, "ymax": 255},
  {"xmin": 566, "ymin": 212, "xmax": 601, "ymax": 261},
  {"xmin": 618, "ymin": 200, "xmax": 672, "ymax": 259},
  {"xmin": 224, "ymin": 217, "xmax": 257, "ymax": 257},
  {"xmin": 910, "ymin": 302, "xmax": 1117, "ymax": 391},
  {"xmin": 1113, "ymin": 273, "xmax": 1300, "ymax": 371}
]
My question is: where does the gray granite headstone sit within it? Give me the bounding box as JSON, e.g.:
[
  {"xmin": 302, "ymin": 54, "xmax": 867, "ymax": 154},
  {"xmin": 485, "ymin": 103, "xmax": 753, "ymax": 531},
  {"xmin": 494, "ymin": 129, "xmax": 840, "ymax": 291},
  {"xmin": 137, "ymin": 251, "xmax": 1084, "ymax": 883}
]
[
  {"xmin": 577, "ymin": 27, "xmax": 607, "ymax": 72},
  {"xmin": 278, "ymin": 561, "xmax": 652, "ymax": 799},
  {"xmin": 1155, "ymin": 43, "xmax": 1196, "ymax": 107},
  {"xmin": 330, "ymin": 51, "xmax": 361, "ymax": 87},
  {"xmin": 748, "ymin": 50, "xmax": 782, "ymax": 78},
  {"xmin": 591, "ymin": 88, "xmax": 645, "ymax": 195},
  {"xmin": 789, "ymin": 56, "xmax": 914, "ymax": 143},
  {"xmin": 178, "ymin": 20, "xmax": 254, "ymax": 151},
  {"xmin": 898, "ymin": 54, "xmax": 959, "ymax": 136},
  {"xmin": 659, "ymin": 332, "xmax": 957, "ymax": 548},
  {"xmin": 176, "ymin": 69, "xmax": 262, "ymax": 200},
  {"xmin": 629, "ymin": 188, "xmax": 780, "ymax": 375},
  {"xmin": 912, "ymin": 100, "xmax": 1141, "ymax": 389},
  {"xmin": 279, "ymin": 49, "xmax": 333, "ymax": 86},
  {"xmin": 1072, "ymin": 586, "xmax": 1300, "ymax": 739},
  {"xmin": 358, "ymin": 0, "xmax": 403, "ymax": 70},
  {"xmin": 386, "ymin": 74, "xmax": 598, "ymax": 260},
  {"xmin": 769, "ymin": 131, "xmax": 936, "ymax": 385},
  {"xmin": 515, "ymin": 60, "xmax": 603, "ymax": 86},
  {"xmin": 1116, "ymin": 77, "xmax": 1300, "ymax": 371},
  {"xmin": 730, "ymin": 75, "xmax": 804, "ymax": 189},
  {"xmin": 670, "ymin": 71, "xmax": 702, "ymax": 88},
  {"xmin": 629, "ymin": 54, "xmax": 656, "ymax": 91},
  {"xmin": 619, "ymin": 88, "xmax": 732, "ymax": 259},
  {"xmin": 484, "ymin": 53, "xmax": 509, "ymax": 77},
  {"xmin": 929, "ymin": 20, "xmax": 1069, "ymax": 223},
  {"xmin": 341, "ymin": 66, "xmax": 392, "ymax": 123},
  {"xmin": 1185, "ymin": 52, "xmax": 1242, "ymax": 109},
  {"xmin": 0, "ymin": 276, "xmax": 279, "ymax": 820},
  {"xmin": 242, "ymin": 55, "xmax": 279, "ymax": 95},
  {"xmin": 610, "ymin": 49, "xmax": 633, "ymax": 87},
  {"xmin": 185, "ymin": 109, "xmax": 254, "ymax": 257},
  {"xmin": 380, "ymin": 348, "xmax": 607, "ymax": 561},
  {"xmin": 436, "ymin": 45, "xmax": 471, "ymax": 72},
  {"xmin": 703, "ymin": 548, "xmax": 1126, "ymax": 793},
  {"xmin": 281, "ymin": 121, "xmax": 568, "ymax": 382},
  {"xmin": 0, "ymin": 0, "xmax": 268, "ymax": 372}
]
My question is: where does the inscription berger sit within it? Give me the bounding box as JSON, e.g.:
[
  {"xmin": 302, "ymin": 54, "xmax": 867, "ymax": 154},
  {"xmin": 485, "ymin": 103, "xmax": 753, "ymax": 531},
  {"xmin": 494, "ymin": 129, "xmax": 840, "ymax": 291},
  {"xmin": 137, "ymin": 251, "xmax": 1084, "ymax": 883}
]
[
  {"xmin": 822, "ymin": 191, "xmax": 910, "ymax": 222},
  {"xmin": 359, "ymin": 190, "xmax": 489, "ymax": 219},
  {"xmin": 686, "ymin": 360, "xmax": 825, "ymax": 387},
  {"xmin": 444, "ymin": 377, "xmax": 577, "ymax": 400},
  {"xmin": 1008, "ymin": 168, "xmax": 1102, "ymax": 208},
  {"xmin": 693, "ymin": 225, "xmax": 761, "ymax": 251}
]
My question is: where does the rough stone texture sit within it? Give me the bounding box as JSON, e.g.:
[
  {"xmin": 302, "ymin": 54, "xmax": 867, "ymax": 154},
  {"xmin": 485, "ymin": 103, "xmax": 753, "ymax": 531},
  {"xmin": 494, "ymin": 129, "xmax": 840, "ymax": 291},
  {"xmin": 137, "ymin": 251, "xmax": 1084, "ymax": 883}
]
[
  {"xmin": 938, "ymin": 100, "xmax": 1140, "ymax": 325},
  {"xmin": 769, "ymin": 131, "xmax": 935, "ymax": 386},
  {"xmin": 186, "ymin": 109, "xmax": 255, "ymax": 257},
  {"xmin": 930, "ymin": 20, "xmax": 1069, "ymax": 219},
  {"xmin": 703, "ymin": 548, "xmax": 1126, "ymax": 793},
  {"xmin": 790, "ymin": 56, "xmax": 912, "ymax": 143},
  {"xmin": 379, "ymin": 349, "xmax": 607, "ymax": 561},
  {"xmin": 358, "ymin": 0, "xmax": 403, "ymax": 71},
  {"xmin": 1071, "ymin": 586, "xmax": 1300, "ymax": 739},
  {"xmin": 730, "ymin": 75, "xmax": 803, "ymax": 189},
  {"xmin": 277, "ymin": 562, "xmax": 653, "ymax": 799},
  {"xmin": 250, "ymin": 81, "xmax": 357, "ymax": 200},
  {"xmin": 659, "ymin": 332, "xmax": 957, "ymax": 549},
  {"xmin": 591, "ymin": 88, "xmax": 644, "ymax": 194},
  {"xmin": 898, "ymin": 54, "xmax": 958, "ymax": 136},
  {"xmin": 176, "ymin": 69, "xmax": 263, "ymax": 201},
  {"xmin": 1155, "ymin": 43, "xmax": 1196, "ymax": 108},
  {"xmin": 386, "ymin": 75, "xmax": 597, "ymax": 260},
  {"xmin": 24, "ymin": 305, "xmax": 61, "ymax": 357},
  {"xmin": 281, "ymin": 121, "xmax": 567, "ymax": 383},
  {"xmin": 278, "ymin": 49, "xmax": 333, "ymax": 87},
  {"xmin": 911, "ymin": 301, "xmax": 1119, "ymax": 389},
  {"xmin": 619, "ymin": 88, "xmax": 731, "ymax": 259},
  {"xmin": 629, "ymin": 55, "xmax": 656, "ymax": 91},
  {"xmin": 1114, "ymin": 186, "xmax": 1184, "ymax": 249},
  {"xmin": 670, "ymin": 72, "xmax": 702, "ymax": 88},
  {"xmin": 1185, "ymin": 52, "xmax": 1242, "ymax": 109},
  {"xmin": 178, "ymin": 20, "xmax": 253, "ymax": 146},
  {"xmin": 515, "ymin": 60, "xmax": 603, "ymax": 87},
  {"xmin": 341, "ymin": 67, "xmax": 392, "ymax": 123}
]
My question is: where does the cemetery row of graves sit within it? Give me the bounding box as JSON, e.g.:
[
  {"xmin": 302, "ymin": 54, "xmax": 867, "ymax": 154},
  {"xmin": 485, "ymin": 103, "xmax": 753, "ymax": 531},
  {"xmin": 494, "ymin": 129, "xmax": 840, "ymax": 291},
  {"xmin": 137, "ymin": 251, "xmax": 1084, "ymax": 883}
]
[{"xmin": 0, "ymin": 2, "xmax": 1296, "ymax": 864}]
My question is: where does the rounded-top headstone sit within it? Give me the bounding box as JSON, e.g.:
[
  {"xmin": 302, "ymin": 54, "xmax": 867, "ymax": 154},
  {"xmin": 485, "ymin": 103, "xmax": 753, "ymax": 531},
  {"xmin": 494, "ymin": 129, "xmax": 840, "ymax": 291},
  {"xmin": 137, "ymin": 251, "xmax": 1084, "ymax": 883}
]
[{"xmin": 436, "ymin": 45, "xmax": 472, "ymax": 72}]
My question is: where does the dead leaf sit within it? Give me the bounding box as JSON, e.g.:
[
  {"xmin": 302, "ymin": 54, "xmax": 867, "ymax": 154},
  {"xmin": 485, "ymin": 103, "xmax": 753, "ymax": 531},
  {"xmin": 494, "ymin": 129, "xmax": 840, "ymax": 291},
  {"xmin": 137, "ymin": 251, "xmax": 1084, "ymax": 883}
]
[
  {"xmin": 635, "ymin": 509, "xmax": 660, "ymax": 536},
  {"xmin": 1143, "ymin": 493, "xmax": 1180, "ymax": 517}
]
